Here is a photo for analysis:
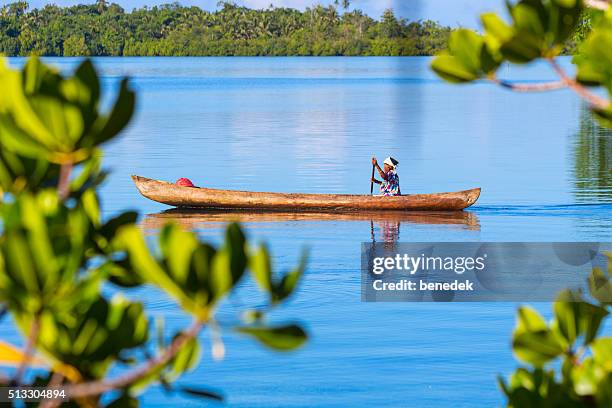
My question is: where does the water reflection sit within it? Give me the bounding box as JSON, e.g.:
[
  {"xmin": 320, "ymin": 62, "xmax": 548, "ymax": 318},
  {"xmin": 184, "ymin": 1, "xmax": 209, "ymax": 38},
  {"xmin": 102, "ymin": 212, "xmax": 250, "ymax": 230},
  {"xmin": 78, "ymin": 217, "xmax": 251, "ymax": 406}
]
[
  {"xmin": 572, "ymin": 109, "xmax": 612, "ymax": 202},
  {"xmin": 371, "ymin": 220, "xmax": 401, "ymax": 242},
  {"xmin": 141, "ymin": 209, "xmax": 480, "ymax": 240}
]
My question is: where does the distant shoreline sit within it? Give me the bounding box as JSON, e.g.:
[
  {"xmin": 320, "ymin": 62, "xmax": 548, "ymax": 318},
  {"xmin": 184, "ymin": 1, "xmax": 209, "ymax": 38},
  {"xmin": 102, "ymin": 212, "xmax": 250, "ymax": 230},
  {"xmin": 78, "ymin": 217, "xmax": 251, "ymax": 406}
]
[{"xmin": 0, "ymin": 2, "xmax": 451, "ymax": 57}]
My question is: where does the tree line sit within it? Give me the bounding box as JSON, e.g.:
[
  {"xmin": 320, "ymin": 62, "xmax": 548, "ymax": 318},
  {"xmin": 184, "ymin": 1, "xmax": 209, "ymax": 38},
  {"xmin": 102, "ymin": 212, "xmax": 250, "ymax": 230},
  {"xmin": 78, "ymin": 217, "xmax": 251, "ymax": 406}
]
[{"xmin": 0, "ymin": 1, "xmax": 452, "ymax": 57}]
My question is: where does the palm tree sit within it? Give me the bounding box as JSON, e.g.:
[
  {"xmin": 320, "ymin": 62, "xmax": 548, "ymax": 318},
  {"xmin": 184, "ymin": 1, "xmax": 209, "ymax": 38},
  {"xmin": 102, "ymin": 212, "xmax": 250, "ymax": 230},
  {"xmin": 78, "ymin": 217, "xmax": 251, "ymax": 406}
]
[
  {"xmin": 96, "ymin": 0, "xmax": 107, "ymax": 14},
  {"xmin": 333, "ymin": 0, "xmax": 351, "ymax": 11}
]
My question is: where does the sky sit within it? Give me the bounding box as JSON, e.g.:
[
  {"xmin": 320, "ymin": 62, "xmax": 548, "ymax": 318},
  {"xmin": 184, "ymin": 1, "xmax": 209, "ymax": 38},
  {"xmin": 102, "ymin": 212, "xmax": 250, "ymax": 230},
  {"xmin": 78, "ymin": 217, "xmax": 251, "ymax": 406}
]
[{"xmin": 1, "ymin": 1, "xmax": 508, "ymax": 28}]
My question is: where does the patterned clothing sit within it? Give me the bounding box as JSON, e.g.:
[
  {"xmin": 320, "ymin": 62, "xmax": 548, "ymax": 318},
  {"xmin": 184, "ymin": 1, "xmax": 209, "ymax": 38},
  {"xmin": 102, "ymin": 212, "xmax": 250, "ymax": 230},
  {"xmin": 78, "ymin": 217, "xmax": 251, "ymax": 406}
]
[{"xmin": 380, "ymin": 170, "xmax": 400, "ymax": 196}]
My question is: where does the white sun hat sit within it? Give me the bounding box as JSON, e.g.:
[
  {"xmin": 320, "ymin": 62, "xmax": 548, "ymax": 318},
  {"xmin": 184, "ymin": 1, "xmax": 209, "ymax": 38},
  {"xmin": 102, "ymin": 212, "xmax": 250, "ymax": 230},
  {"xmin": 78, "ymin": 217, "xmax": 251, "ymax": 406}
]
[{"xmin": 383, "ymin": 157, "xmax": 399, "ymax": 168}]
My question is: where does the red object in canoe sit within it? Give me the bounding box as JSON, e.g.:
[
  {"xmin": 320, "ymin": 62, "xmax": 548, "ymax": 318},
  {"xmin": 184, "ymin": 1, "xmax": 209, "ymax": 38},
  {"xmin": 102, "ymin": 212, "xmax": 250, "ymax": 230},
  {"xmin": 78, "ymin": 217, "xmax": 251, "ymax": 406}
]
[{"xmin": 176, "ymin": 178, "xmax": 195, "ymax": 187}]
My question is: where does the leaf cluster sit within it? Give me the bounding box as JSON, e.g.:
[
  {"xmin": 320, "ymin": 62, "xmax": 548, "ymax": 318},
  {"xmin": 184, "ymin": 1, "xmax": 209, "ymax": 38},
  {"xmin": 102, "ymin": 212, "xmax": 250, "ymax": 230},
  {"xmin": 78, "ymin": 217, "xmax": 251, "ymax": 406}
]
[
  {"xmin": 432, "ymin": 0, "xmax": 612, "ymax": 127},
  {"xmin": 500, "ymin": 257, "xmax": 612, "ymax": 407},
  {"xmin": 0, "ymin": 57, "xmax": 308, "ymax": 406}
]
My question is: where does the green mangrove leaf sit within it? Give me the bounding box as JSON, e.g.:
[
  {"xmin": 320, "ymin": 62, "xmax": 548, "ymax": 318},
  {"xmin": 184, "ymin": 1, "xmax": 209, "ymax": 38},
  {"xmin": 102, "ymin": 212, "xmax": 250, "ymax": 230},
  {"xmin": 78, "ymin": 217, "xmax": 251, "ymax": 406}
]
[
  {"xmin": 511, "ymin": 3, "xmax": 547, "ymax": 37},
  {"xmin": 250, "ymin": 244, "xmax": 273, "ymax": 292},
  {"xmin": 224, "ymin": 222, "xmax": 248, "ymax": 284},
  {"xmin": 210, "ymin": 249, "xmax": 234, "ymax": 301},
  {"xmin": 499, "ymin": 33, "xmax": 542, "ymax": 63},
  {"xmin": 167, "ymin": 336, "xmax": 200, "ymax": 379},
  {"xmin": 0, "ymin": 57, "xmax": 134, "ymax": 165},
  {"xmin": 236, "ymin": 324, "xmax": 307, "ymax": 351},
  {"xmin": 513, "ymin": 331, "xmax": 565, "ymax": 367},
  {"xmin": 481, "ymin": 12, "xmax": 514, "ymax": 43},
  {"xmin": 515, "ymin": 306, "xmax": 548, "ymax": 333},
  {"xmin": 592, "ymin": 105, "xmax": 612, "ymax": 128},
  {"xmin": 431, "ymin": 54, "xmax": 479, "ymax": 83},
  {"xmin": 81, "ymin": 189, "xmax": 101, "ymax": 228},
  {"xmin": 91, "ymin": 78, "xmax": 135, "ymax": 146},
  {"xmin": 177, "ymin": 386, "xmax": 223, "ymax": 401},
  {"xmin": 431, "ymin": 27, "xmax": 502, "ymax": 82},
  {"xmin": 99, "ymin": 259, "xmax": 144, "ymax": 288},
  {"xmin": 0, "ymin": 192, "xmax": 99, "ymax": 313},
  {"xmin": 449, "ymin": 29, "xmax": 484, "ymax": 74},
  {"xmin": 250, "ymin": 245, "xmax": 307, "ymax": 304},
  {"xmin": 574, "ymin": 55, "xmax": 605, "ymax": 86},
  {"xmin": 99, "ymin": 211, "xmax": 138, "ymax": 244},
  {"xmin": 595, "ymin": 373, "xmax": 612, "ymax": 407},
  {"xmin": 575, "ymin": 30, "xmax": 612, "ymax": 86},
  {"xmin": 591, "ymin": 337, "xmax": 612, "ymax": 366},
  {"xmin": 554, "ymin": 290, "xmax": 608, "ymax": 345},
  {"xmin": 159, "ymin": 223, "xmax": 199, "ymax": 286},
  {"xmin": 549, "ymin": 0, "xmax": 583, "ymax": 45},
  {"xmin": 272, "ymin": 250, "xmax": 308, "ymax": 304},
  {"xmin": 571, "ymin": 358, "xmax": 599, "ymax": 397},
  {"xmin": 209, "ymin": 224, "xmax": 247, "ymax": 302},
  {"xmin": 65, "ymin": 59, "xmax": 100, "ymax": 116},
  {"xmin": 513, "ymin": 306, "xmax": 564, "ymax": 366},
  {"xmin": 479, "ymin": 43, "xmax": 501, "ymax": 76},
  {"xmin": 70, "ymin": 149, "xmax": 104, "ymax": 193},
  {"xmin": 114, "ymin": 225, "xmax": 192, "ymax": 310},
  {"xmin": 32, "ymin": 295, "xmax": 148, "ymax": 380}
]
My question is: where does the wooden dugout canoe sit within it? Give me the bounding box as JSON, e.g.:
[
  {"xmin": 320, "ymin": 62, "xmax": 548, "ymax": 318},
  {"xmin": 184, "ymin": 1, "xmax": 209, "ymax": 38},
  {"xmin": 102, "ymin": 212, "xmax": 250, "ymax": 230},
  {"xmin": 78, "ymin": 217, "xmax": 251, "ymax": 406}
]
[{"xmin": 132, "ymin": 176, "xmax": 481, "ymax": 211}]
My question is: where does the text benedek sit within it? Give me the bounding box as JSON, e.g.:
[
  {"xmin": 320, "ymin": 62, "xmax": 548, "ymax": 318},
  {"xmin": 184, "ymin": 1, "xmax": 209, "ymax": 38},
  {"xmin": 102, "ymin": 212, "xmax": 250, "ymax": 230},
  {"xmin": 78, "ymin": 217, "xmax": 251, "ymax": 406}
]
[{"xmin": 372, "ymin": 279, "xmax": 474, "ymax": 291}]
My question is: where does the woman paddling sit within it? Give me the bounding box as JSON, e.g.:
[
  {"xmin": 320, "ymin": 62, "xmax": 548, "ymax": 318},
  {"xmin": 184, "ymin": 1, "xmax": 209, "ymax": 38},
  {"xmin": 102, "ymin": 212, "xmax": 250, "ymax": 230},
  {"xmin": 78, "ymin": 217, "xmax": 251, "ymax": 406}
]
[{"xmin": 371, "ymin": 156, "xmax": 401, "ymax": 196}]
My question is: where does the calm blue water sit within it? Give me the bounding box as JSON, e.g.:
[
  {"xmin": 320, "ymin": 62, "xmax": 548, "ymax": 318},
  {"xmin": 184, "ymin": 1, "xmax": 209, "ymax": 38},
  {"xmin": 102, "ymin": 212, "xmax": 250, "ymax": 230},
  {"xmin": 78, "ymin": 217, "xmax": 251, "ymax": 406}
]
[{"xmin": 3, "ymin": 57, "xmax": 611, "ymax": 407}]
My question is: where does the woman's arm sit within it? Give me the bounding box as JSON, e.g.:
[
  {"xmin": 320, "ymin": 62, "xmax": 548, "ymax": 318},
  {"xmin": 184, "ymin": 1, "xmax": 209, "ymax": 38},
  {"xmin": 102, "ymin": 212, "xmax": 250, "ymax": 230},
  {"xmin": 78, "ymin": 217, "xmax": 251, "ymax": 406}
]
[
  {"xmin": 371, "ymin": 177, "xmax": 382, "ymax": 185},
  {"xmin": 372, "ymin": 157, "xmax": 388, "ymax": 180}
]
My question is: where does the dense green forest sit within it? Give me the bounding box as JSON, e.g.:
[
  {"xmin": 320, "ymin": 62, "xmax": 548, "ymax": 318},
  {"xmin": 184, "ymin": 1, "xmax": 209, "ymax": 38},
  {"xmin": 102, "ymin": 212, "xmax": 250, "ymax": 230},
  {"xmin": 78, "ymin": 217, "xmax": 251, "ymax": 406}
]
[{"xmin": 0, "ymin": 1, "xmax": 452, "ymax": 56}]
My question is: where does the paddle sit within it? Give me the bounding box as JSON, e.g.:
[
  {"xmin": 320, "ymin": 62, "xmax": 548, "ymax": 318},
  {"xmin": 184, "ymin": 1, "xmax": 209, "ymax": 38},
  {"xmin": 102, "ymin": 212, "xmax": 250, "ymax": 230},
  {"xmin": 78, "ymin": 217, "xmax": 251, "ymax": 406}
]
[{"xmin": 370, "ymin": 162, "xmax": 375, "ymax": 195}]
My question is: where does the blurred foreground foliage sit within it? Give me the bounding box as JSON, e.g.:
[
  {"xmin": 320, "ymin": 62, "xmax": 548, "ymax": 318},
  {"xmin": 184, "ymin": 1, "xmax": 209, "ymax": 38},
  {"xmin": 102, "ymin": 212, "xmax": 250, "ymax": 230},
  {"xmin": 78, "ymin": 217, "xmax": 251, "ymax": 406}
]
[
  {"xmin": 431, "ymin": 0, "xmax": 612, "ymax": 126},
  {"xmin": 0, "ymin": 57, "xmax": 308, "ymax": 406},
  {"xmin": 430, "ymin": 1, "xmax": 612, "ymax": 406},
  {"xmin": 501, "ymin": 262, "xmax": 612, "ymax": 407}
]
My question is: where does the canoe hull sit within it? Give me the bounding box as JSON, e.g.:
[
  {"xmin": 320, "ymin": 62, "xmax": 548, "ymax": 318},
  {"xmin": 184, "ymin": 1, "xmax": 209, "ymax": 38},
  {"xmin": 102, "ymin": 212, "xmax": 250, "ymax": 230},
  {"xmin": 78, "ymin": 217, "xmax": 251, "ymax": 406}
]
[{"xmin": 131, "ymin": 176, "xmax": 481, "ymax": 211}]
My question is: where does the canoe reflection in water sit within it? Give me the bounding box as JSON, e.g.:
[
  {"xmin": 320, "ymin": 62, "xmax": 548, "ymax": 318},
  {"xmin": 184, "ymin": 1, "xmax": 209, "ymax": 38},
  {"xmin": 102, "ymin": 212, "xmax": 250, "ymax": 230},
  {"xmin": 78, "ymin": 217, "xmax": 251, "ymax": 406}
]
[
  {"xmin": 141, "ymin": 210, "xmax": 480, "ymax": 242},
  {"xmin": 372, "ymin": 220, "xmax": 401, "ymax": 245}
]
